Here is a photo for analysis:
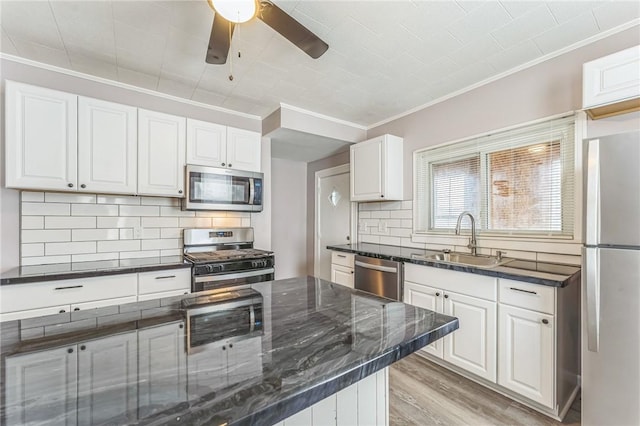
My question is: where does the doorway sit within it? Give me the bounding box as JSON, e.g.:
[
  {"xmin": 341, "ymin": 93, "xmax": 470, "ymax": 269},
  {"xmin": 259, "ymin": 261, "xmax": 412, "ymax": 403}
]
[{"xmin": 314, "ymin": 164, "xmax": 357, "ymax": 281}]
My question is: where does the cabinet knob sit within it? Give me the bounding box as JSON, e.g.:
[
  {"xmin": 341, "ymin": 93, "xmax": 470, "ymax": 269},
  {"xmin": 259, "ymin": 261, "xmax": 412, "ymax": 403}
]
[
  {"xmin": 380, "ymin": 194, "xmax": 384, "ymax": 198},
  {"xmin": 59, "ymin": 309, "xmax": 66, "ymax": 313},
  {"xmin": 67, "ymin": 348, "xmax": 74, "ymax": 354},
  {"xmin": 436, "ymin": 292, "xmax": 440, "ymax": 296},
  {"xmin": 222, "ymin": 163, "xmax": 226, "ymax": 166},
  {"xmin": 222, "ymin": 346, "xmax": 226, "ymax": 351},
  {"xmin": 228, "ymin": 164, "xmax": 232, "ymax": 167},
  {"xmin": 178, "ymin": 190, "xmax": 183, "ymax": 194},
  {"xmin": 179, "ymin": 324, "xmax": 184, "ymax": 329},
  {"xmin": 444, "ymin": 294, "xmax": 449, "ymax": 299},
  {"xmin": 80, "ymin": 345, "xmax": 86, "ymax": 351},
  {"xmin": 542, "ymin": 319, "xmax": 549, "ymax": 325},
  {"xmin": 74, "ymin": 307, "xmax": 80, "ymax": 311},
  {"xmin": 67, "ymin": 183, "xmax": 74, "ymax": 188},
  {"xmin": 80, "ymin": 184, "xmax": 86, "ymax": 189},
  {"xmin": 229, "ymin": 343, "xmax": 233, "ymax": 349}
]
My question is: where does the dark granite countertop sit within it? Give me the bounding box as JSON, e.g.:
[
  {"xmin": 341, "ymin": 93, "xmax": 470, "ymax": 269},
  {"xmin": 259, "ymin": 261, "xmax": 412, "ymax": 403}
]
[
  {"xmin": 0, "ymin": 256, "xmax": 191, "ymax": 285},
  {"xmin": 0, "ymin": 276, "xmax": 458, "ymax": 425},
  {"xmin": 328, "ymin": 243, "xmax": 580, "ymax": 288}
]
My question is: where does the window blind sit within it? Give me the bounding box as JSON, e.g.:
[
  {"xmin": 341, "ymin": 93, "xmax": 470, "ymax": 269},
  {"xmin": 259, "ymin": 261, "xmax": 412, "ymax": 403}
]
[{"xmin": 415, "ymin": 115, "xmax": 575, "ymax": 237}]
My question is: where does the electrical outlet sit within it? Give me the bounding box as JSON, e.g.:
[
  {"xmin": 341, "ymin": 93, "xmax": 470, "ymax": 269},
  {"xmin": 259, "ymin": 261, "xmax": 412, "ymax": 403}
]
[
  {"xmin": 378, "ymin": 221, "xmax": 388, "ymax": 234},
  {"xmin": 133, "ymin": 226, "xmax": 143, "ymax": 239}
]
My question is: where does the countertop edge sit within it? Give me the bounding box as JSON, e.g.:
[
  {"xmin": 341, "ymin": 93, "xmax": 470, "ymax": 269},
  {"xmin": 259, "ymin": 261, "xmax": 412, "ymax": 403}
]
[
  {"xmin": 328, "ymin": 245, "xmax": 579, "ymax": 288},
  {"xmin": 0, "ymin": 262, "xmax": 191, "ymax": 286}
]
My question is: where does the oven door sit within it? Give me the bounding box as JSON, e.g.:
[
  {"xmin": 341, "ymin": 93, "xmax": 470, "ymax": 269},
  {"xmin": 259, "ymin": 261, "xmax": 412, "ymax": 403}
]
[
  {"xmin": 184, "ymin": 165, "xmax": 263, "ymax": 212},
  {"xmin": 193, "ymin": 268, "xmax": 275, "ymax": 292}
]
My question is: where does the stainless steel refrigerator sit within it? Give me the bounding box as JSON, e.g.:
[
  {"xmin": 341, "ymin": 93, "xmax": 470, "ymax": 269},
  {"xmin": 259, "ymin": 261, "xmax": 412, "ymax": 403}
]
[{"xmin": 582, "ymin": 131, "xmax": 640, "ymax": 426}]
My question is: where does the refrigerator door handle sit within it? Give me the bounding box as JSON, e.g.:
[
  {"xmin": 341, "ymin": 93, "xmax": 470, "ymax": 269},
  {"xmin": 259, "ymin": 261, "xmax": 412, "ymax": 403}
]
[
  {"xmin": 584, "ymin": 247, "xmax": 600, "ymax": 352},
  {"xmin": 585, "ymin": 139, "xmax": 600, "ymax": 246}
]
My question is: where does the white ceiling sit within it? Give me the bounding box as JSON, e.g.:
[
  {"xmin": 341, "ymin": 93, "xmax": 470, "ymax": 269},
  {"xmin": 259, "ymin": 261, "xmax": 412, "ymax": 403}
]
[
  {"xmin": 269, "ymin": 127, "xmax": 352, "ymax": 161},
  {"xmin": 1, "ymin": 1, "xmax": 638, "ymax": 126}
]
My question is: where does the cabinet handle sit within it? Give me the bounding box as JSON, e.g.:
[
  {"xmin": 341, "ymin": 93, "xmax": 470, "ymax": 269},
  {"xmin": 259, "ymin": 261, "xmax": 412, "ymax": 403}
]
[
  {"xmin": 59, "ymin": 309, "xmax": 67, "ymax": 313},
  {"xmin": 542, "ymin": 319, "xmax": 549, "ymax": 325},
  {"xmin": 74, "ymin": 307, "xmax": 80, "ymax": 311},
  {"xmin": 444, "ymin": 294, "xmax": 449, "ymax": 299},
  {"xmin": 80, "ymin": 184, "xmax": 86, "ymax": 189},
  {"xmin": 222, "ymin": 163, "xmax": 226, "ymax": 166},
  {"xmin": 337, "ymin": 254, "xmax": 346, "ymax": 258},
  {"xmin": 155, "ymin": 275, "xmax": 176, "ymax": 280},
  {"xmin": 67, "ymin": 183, "xmax": 74, "ymax": 188},
  {"xmin": 436, "ymin": 292, "xmax": 440, "ymax": 296},
  {"xmin": 509, "ymin": 287, "xmax": 537, "ymax": 295},
  {"xmin": 228, "ymin": 164, "xmax": 232, "ymax": 167},
  {"xmin": 54, "ymin": 285, "xmax": 83, "ymax": 290},
  {"xmin": 67, "ymin": 348, "xmax": 74, "ymax": 354},
  {"xmin": 80, "ymin": 345, "xmax": 86, "ymax": 351}
]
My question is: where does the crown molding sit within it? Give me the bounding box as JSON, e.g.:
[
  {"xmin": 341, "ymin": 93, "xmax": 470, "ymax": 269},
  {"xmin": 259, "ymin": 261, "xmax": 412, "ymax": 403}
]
[
  {"xmin": 0, "ymin": 53, "xmax": 261, "ymax": 121},
  {"xmin": 279, "ymin": 102, "xmax": 367, "ymax": 130},
  {"xmin": 367, "ymin": 20, "xmax": 640, "ymax": 130}
]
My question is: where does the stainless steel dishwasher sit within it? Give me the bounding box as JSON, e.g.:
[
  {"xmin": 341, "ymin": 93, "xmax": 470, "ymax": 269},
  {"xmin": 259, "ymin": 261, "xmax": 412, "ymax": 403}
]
[{"xmin": 354, "ymin": 255, "xmax": 403, "ymax": 301}]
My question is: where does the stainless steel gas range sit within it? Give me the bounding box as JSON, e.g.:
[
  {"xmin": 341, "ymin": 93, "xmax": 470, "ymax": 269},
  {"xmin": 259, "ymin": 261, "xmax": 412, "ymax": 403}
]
[{"xmin": 183, "ymin": 228, "xmax": 275, "ymax": 292}]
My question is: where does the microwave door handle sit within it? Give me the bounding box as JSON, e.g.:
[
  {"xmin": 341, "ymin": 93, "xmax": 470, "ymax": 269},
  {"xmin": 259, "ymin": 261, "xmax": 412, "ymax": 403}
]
[{"xmin": 249, "ymin": 178, "xmax": 255, "ymax": 205}]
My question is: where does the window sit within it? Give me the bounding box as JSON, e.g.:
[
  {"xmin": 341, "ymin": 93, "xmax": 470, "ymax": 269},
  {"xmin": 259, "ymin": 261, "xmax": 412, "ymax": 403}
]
[{"xmin": 415, "ymin": 115, "xmax": 575, "ymax": 237}]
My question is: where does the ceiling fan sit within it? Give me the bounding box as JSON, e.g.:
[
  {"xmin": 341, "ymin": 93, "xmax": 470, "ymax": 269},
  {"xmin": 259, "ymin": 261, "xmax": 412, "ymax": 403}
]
[{"xmin": 205, "ymin": 0, "xmax": 329, "ymax": 64}]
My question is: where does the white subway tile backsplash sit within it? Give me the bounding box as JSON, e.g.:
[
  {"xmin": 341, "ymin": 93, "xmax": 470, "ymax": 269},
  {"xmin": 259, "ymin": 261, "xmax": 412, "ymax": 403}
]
[
  {"xmin": 22, "ymin": 243, "xmax": 44, "ymax": 257},
  {"xmin": 389, "ymin": 228, "xmax": 412, "ymax": 238},
  {"xmin": 142, "ymin": 228, "xmax": 160, "ymax": 239},
  {"xmin": 401, "ymin": 201, "xmax": 413, "ymax": 210},
  {"xmin": 160, "ymin": 249, "xmax": 182, "ymax": 257},
  {"xmin": 119, "ymin": 250, "xmax": 160, "ymax": 259},
  {"xmin": 537, "ymin": 252, "xmax": 581, "ymax": 266},
  {"xmin": 241, "ymin": 218, "xmax": 251, "ymax": 227},
  {"xmin": 72, "ymin": 204, "xmax": 118, "ymax": 216},
  {"xmin": 45, "ymin": 216, "xmax": 97, "ymax": 229},
  {"xmin": 120, "ymin": 205, "xmax": 160, "ymax": 217},
  {"xmin": 22, "ymin": 229, "xmax": 71, "ymax": 243},
  {"xmin": 45, "ymin": 192, "xmax": 96, "ymax": 203},
  {"xmin": 72, "ymin": 229, "xmax": 119, "ymax": 242},
  {"xmin": 380, "ymin": 236, "xmax": 402, "ymax": 246},
  {"xmin": 360, "ymin": 234, "xmax": 380, "ymax": 244},
  {"xmin": 96, "ymin": 195, "xmax": 141, "ymax": 205},
  {"xmin": 212, "ymin": 217, "xmax": 242, "ymax": 227},
  {"xmin": 97, "ymin": 217, "xmax": 140, "ymax": 228},
  {"xmin": 22, "ymin": 216, "xmax": 44, "ymax": 229},
  {"xmin": 142, "ymin": 239, "xmax": 181, "ymax": 250},
  {"xmin": 401, "ymin": 219, "xmax": 413, "ymax": 228},
  {"xmin": 97, "ymin": 240, "xmax": 140, "ymax": 253},
  {"xmin": 160, "ymin": 228, "xmax": 182, "ymax": 239},
  {"xmin": 359, "ymin": 211, "xmax": 371, "ymax": 219},
  {"xmin": 119, "ymin": 229, "xmax": 134, "ymax": 240},
  {"xmin": 371, "ymin": 210, "xmax": 391, "ymax": 219},
  {"xmin": 359, "ymin": 202, "xmax": 381, "ymax": 211},
  {"xmin": 23, "ymin": 202, "xmax": 70, "ymax": 216},
  {"xmin": 178, "ymin": 217, "xmax": 212, "ymax": 228},
  {"xmin": 22, "ymin": 191, "xmax": 45, "ymax": 202},
  {"xmin": 140, "ymin": 197, "xmax": 179, "ymax": 206},
  {"xmin": 142, "ymin": 217, "xmax": 179, "ymax": 228},
  {"xmin": 22, "ymin": 255, "xmax": 71, "ymax": 265},
  {"xmin": 72, "ymin": 252, "xmax": 120, "ymax": 262},
  {"xmin": 195, "ymin": 211, "xmax": 229, "ymax": 218},
  {"xmin": 160, "ymin": 206, "xmax": 194, "ymax": 217},
  {"xmin": 46, "ymin": 241, "xmax": 96, "ymax": 255},
  {"xmin": 389, "ymin": 210, "xmax": 412, "ymax": 219}
]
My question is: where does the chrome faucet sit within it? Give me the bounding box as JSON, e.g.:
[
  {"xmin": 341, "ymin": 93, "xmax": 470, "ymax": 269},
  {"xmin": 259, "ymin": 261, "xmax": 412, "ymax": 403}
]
[{"xmin": 455, "ymin": 211, "xmax": 477, "ymax": 256}]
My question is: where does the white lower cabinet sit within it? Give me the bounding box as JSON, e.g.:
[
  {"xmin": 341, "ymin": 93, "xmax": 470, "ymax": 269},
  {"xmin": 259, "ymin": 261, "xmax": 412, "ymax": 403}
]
[
  {"xmin": 498, "ymin": 304, "xmax": 554, "ymax": 408},
  {"xmin": 404, "ymin": 282, "xmax": 444, "ymax": 358},
  {"xmin": 330, "ymin": 251, "xmax": 355, "ymax": 288},
  {"xmin": 138, "ymin": 322, "xmax": 187, "ymax": 418}
]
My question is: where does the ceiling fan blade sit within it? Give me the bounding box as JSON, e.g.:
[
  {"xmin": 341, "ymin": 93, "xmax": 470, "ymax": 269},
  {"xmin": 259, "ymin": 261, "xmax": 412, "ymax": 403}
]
[
  {"xmin": 206, "ymin": 15, "xmax": 235, "ymax": 64},
  {"xmin": 258, "ymin": 0, "xmax": 328, "ymax": 59}
]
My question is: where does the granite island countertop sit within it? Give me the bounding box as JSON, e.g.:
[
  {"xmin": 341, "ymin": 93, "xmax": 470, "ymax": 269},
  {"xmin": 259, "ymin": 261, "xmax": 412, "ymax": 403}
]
[
  {"xmin": 0, "ymin": 256, "xmax": 191, "ymax": 285},
  {"xmin": 0, "ymin": 276, "xmax": 458, "ymax": 426},
  {"xmin": 328, "ymin": 243, "xmax": 580, "ymax": 288}
]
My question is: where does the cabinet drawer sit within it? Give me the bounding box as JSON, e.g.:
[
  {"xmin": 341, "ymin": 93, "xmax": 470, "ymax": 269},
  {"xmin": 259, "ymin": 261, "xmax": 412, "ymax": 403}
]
[
  {"xmin": 138, "ymin": 269, "xmax": 191, "ymax": 295},
  {"xmin": 404, "ymin": 263, "xmax": 497, "ymax": 301},
  {"xmin": 0, "ymin": 274, "xmax": 138, "ymax": 314},
  {"xmin": 331, "ymin": 251, "xmax": 354, "ymax": 268},
  {"xmin": 498, "ymin": 279, "xmax": 555, "ymax": 315},
  {"xmin": 138, "ymin": 289, "xmax": 191, "ymax": 302}
]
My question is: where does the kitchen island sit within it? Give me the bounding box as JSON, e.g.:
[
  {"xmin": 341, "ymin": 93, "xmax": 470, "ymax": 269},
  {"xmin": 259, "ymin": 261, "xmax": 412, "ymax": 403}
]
[{"xmin": 0, "ymin": 276, "xmax": 458, "ymax": 426}]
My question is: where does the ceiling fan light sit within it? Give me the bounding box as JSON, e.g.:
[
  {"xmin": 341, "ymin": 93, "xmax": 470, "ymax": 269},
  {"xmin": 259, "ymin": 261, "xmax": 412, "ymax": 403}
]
[{"xmin": 209, "ymin": 0, "xmax": 257, "ymax": 24}]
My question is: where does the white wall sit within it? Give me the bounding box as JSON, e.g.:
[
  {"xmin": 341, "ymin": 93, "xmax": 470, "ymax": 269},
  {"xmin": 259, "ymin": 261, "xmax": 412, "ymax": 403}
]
[{"xmin": 271, "ymin": 158, "xmax": 307, "ymax": 279}]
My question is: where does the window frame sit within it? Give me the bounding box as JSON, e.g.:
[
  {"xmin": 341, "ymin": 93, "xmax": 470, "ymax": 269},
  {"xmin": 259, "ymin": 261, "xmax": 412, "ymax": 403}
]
[{"xmin": 413, "ymin": 113, "xmax": 580, "ymax": 241}]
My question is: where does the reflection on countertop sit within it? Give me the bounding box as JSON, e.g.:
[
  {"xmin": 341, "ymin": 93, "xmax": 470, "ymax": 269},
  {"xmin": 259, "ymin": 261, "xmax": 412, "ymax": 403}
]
[{"xmin": 0, "ymin": 276, "xmax": 458, "ymax": 426}]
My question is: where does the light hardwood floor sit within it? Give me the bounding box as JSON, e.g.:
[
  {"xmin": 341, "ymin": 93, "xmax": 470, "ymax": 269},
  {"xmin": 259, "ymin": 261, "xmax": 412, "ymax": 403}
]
[{"xmin": 389, "ymin": 354, "xmax": 581, "ymax": 426}]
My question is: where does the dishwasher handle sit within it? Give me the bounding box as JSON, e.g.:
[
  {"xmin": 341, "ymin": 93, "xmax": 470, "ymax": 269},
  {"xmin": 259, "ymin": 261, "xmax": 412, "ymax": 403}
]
[{"xmin": 355, "ymin": 260, "xmax": 398, "ymax": 273}]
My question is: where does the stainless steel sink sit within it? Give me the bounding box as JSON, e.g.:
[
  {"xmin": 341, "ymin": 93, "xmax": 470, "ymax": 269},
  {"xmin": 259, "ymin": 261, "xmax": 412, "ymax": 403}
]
[{"xmin": 421, "ymin": 252, "xmax": 513, "ymax": 269}]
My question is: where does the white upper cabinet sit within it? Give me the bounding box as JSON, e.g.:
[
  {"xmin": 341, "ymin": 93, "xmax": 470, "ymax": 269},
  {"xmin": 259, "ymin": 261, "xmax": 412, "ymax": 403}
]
[
  {"xmin": 226, "ymin": 127, "xmax": 262, "ymax": 172},
  {"xmin": 78, "ymin": 97, "xmax": 137, "ymax": 194},
  {"xmin": 186, "ymin": 120, "xmax": 261, "ymax": 172},
  {"xmin": 583, "ymin": 45, "xmax": 640, "ymax": 119},
  {"xmin": 138, "ymin": 109, "xmax": 186, "ymax": 197},
  {"xmin": 350, "ymin": 134, "xmax": 403, "ymax": 201},
  {"xmin": 186, "ymin": 118, "xmax": 227, "ymax": 168},
  {"xmin": 5, "ymin": 81, "xmax": 78, "ymax": 191}
]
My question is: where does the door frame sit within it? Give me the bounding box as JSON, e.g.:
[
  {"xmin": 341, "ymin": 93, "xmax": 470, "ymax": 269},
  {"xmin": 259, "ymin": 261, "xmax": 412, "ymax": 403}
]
[{"xmin": 314, "ymin": 164, "xmax": 358, "ymax": 278}]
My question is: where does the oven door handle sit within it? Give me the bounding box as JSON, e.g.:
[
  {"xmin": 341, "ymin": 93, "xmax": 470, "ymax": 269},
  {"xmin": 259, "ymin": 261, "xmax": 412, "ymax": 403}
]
[{"xmin": 194, "ymin": 268, "xmax": 275, "ymax": 283}]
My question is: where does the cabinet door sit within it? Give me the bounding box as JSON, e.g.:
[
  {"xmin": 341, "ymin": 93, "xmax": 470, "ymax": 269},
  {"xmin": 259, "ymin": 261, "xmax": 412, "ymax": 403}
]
[
  {"xmin": 5, "ymin": 81, "xmax": 77, "ymax": 191},
  {"xmin": 187, "ymin": 342, "xmax": 228, "ymax": 395},
  {"xmin": 404, "ymin": 281, "xmax": 444, "ymax": 358},
  {"xmin": 5, "ymin": 345, "xmax": 78, "ymax": 426},
  {"xmin": 77, "ymin": 332, "xmax": 138, "ymax": 425},
  {"xmin": 498, "ymin": 305, "xmax": 554, "ymax": 408},
  {"xmin": 138, "ymin": 109, "xmax": 186, "ymax": 197},
  {"xmin": 331, "ymin": 264, "xmax": 354, "ymax": 288},
  {"xmin": 186, "ymin": 118, "xmax": 227, "ymax": 167},
  {"xmin": 350, "ymin": 138, "xmax": 383, "ymax": 201},
  {"xmin": 583, "ymin": 45, "xmax": 640, "ymax": 108},
  {"xmin": 227, "ymin": 336, "xmax": 263, "ymax": 385},
  {"xmin": 138, "ymin": 322, "xmax": 187, "ymax": 419},
  {"xmin": 443, "ymin": 292, "xmax": 497, "ymax": 382},
  {"xmin": 78, "ymin": 97, "xmax": 137, "ymax": 194},
  {"xmin": 226, "ymin": 127, "xmax": 261, "ymax": 172}
]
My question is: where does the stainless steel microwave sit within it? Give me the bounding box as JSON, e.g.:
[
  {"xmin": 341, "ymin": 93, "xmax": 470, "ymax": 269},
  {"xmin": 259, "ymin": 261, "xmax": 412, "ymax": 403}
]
[{"xmin": 183, "ymin": 165, "xmax": 263, "ymax": 212}]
